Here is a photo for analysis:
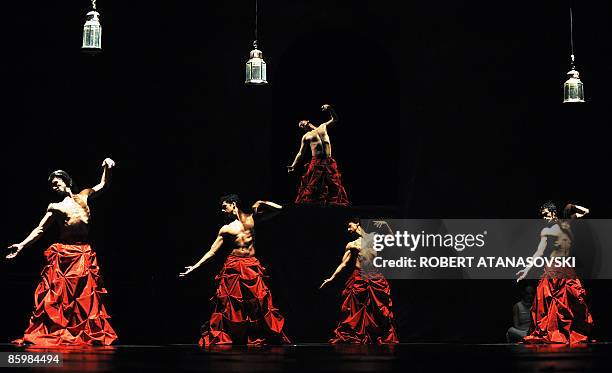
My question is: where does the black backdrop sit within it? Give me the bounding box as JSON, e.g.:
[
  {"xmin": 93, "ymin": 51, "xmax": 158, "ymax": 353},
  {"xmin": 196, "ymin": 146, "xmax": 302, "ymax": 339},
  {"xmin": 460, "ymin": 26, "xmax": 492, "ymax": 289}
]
[{"xmin": 2, "ymin": 1, "xmax": 612, "ymax": 344}]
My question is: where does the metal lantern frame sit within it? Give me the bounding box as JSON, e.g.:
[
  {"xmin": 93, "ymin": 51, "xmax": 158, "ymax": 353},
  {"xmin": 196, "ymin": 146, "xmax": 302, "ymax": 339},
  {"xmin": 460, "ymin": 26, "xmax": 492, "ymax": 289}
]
[
  {"xmin": 562, "ymin": 8, "xmax": 585, "ymax": 103},
  {"xmin": 245, "ymin": 0, "xmax": 268, "ymax": 85},
  {"xmin": 82, "ymin": 0, "xmax": 102, "ymax": 54}
]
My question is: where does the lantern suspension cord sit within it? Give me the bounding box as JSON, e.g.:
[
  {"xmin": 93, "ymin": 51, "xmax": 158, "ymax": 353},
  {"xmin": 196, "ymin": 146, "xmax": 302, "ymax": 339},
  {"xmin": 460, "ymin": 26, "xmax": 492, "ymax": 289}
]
[
  {"xmin": 92, "ymin": 0, "xmax": 97, "ymax": 10},
  {"xmin": 254, "ymin": 0, "xmax": 258, "ymax": 49},
  {"xmin": 569, "ymin": 7, "xmax": 575, "ymax": 65}
]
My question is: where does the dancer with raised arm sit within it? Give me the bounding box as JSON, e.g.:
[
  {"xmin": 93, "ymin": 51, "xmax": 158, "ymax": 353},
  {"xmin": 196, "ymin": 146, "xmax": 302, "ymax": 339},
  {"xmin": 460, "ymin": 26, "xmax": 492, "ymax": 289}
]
[
  {"xmin": 6, "ymin": 159, "xmax": 118, "ymax": 346},
  {"xmin": 320, "ymin": 219, "xmax": 399, "ymax": 344},
  {"xmin": 516, "ymin": 201, "xmax": 594, "ymax": 344},
  {"xmin": 288, "ymin": 104, "xmax": 350, "ymax": 206},
  {"xmin": 180, "ymin": 195, "xmax": 290, "ymax": 346}
]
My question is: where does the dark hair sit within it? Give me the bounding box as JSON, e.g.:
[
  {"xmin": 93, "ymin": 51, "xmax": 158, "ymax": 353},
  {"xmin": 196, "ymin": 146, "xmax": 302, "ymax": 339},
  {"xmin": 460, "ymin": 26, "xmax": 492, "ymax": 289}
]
[
  {"xmin": 48, "ymin": 170, "xmax": 73, "ymax": 189},
  {"xmin": 347, "ymin": 217, "xmax": 361, "ymax": 225},
  {"xmin": 219, "ymin": 194, "xmax": 241, "ymax": 207},
  {"xmin": 540, "ymin": 201, "xmax": 557, "ymax": 215}
]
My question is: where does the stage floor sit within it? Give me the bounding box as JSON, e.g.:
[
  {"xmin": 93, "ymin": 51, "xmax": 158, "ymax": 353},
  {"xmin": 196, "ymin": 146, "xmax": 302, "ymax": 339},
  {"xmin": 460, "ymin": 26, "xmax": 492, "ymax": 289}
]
[{"xmin": 2, "ymin": 342, "xmax": 611, "ymax": 372}]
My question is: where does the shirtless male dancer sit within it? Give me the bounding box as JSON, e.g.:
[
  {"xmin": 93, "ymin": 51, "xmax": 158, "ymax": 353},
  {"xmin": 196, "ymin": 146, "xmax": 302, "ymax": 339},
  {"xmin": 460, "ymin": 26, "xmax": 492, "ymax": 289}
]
[
  {"xmin": 320, "ymin": 219, "xmax": 398, "ymax": 344},
  {"xmin": 179, "ymin": 194, "xmax": 290, "ymax": 345},
  {"xmin": 287, "ymin": 104, "xmax": 350, "ymax": 206},
  {"xmin": 516, "ymin": 201, "xmax": 593, "ymax": 344},
  {"xmin": 6, "ymin": 158, "xmax": 118, "ymax": 346}
]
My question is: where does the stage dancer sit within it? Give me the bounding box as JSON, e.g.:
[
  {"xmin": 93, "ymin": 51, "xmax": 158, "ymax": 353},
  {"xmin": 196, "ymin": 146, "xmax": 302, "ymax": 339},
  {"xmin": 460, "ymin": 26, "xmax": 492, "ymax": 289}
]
[
  {"xmin": 516, "ymin": 202, "xmax": 594, "ymax": 344},
  {"xmin": 6, "ymin": 159, "xmax": 118, "ymax": 346},
  {"xmin": 179, "ymin": 195, "xmax": 290, "ymax": 346},
  {"xmin": 320, "ymin": 219, "xmax": 399, "ymax": 344},
  {"xmin": 287, "ymin": 104, "xmax": 350, "ymax": 206}
]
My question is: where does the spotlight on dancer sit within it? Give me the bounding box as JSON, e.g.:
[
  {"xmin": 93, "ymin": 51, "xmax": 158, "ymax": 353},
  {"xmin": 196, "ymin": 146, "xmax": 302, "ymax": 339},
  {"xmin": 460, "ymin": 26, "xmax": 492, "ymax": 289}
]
[
  {"xmin": 179, "ymin": 195, "xmax": 291, "ymax": 346},
  {"xmin": 287, "ymin": 104, "xmax": 350, "ymax": 206},
  {"xmin": 6, "ymin": 158, "xmax": 118, "ymax": 346}
]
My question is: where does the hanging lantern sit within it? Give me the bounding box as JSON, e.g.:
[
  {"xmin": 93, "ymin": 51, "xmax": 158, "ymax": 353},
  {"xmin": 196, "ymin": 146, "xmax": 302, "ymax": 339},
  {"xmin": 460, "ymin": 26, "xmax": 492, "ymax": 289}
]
[
  {"xmin": 562, "ymin": 8, "xmax": 584, "ymax": 103},
  {"xmin": 245, "ymin": 0, "xmax": 268, "ymax": 85},
  {"xmin": 563, "ymin": 56, "xmax": 585, "ymax": 103},
  {"xmin": 82, "ymin": 1, "xmax": 102, "ymax": 53},
  {"xmin": 245, "ymin": 41, "xmax": 268, "ymax": 85}
]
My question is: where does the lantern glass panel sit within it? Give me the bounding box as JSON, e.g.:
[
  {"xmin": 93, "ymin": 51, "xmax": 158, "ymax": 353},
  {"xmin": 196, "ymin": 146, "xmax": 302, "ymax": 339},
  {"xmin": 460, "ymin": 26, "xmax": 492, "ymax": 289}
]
[
  {"xmin": 261, "ymin": 61, "xmax": 267, "ymax": 81},
  {"xmin": 252, "ymin": 62, "xmax": 261, "ymax": 81},
  {"xmin": 82, "ymin": 12, "xmax": 102, "ymax": 50}
]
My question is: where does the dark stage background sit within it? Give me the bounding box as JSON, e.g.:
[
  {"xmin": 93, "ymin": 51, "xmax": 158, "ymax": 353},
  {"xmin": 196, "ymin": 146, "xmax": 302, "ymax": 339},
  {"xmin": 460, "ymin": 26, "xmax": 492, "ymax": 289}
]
[{"xmin": 2, "ymin": 1, "xmax": 612, "ymax": 344}]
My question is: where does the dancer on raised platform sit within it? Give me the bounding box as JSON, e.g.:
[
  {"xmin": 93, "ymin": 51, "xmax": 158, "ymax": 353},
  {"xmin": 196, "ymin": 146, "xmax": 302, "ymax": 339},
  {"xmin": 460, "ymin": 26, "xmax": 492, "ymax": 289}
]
[
  {"xmin": 6, "ymin": 159, "xmax": 118, "ymax": 346},
  {"xmin": 179, "ymin": 194, "xmax": 290, "ymax": 346},
  {"xmin": 516, "ymin": 202, "xmax": 594, "ymax": 344},
  {"xmin": 320, "ymin": 219, "xmax": 399, "ymax": 344},
  {"xmin": 287, "ymin": 104, "xmax": 350, "ymax": 206}
]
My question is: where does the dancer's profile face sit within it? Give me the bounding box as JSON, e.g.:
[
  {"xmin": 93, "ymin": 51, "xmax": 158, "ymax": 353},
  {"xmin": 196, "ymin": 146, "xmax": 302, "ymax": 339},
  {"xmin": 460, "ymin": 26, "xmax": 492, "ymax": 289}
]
[
  {"xmin": 50, "ymin": 177, "xmax": 68, "ymax": 195},
  {"xmin": 347, "ymin": 222, "xmax": 360, "ymax": 233},
  {"xmin": 221, "ymin": 201, "xmax": 236, "ymax": 215},
  {"xmin": 541, "ymin": 208, "xmax": 556, "ymax": 222}
]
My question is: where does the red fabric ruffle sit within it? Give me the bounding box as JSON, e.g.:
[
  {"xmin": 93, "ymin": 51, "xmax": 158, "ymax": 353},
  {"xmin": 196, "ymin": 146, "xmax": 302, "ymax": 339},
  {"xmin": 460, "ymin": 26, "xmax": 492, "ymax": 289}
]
[
  {"xmin": 199, "ymin": 255, "xmax": 291, "ymax": 346},
  {"xmin": 12, "ymin": 243, "xmax": 117, "ymax": 346},
  {"xmin": 523, "ymin": 266, "xmax": 593, "ymax": 344},
  {"xmin": 330, "ymin": 269, "xmax": 399, "ymax": 344},
  {"xmin": 295, "ymin": 157, "xmax": 350, "ymax": 206}
]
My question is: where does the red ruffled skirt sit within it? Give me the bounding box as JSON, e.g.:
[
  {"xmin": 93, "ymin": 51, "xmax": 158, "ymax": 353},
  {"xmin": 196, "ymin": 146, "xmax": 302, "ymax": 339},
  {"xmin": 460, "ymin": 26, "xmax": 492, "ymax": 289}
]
[
  {"xmin": 295, "ymin": 157, "xmax": 350, "ymax": 206},
  {"xmin": 13, "ymin": 243, "xmax": 117, "ymax": 346},
  {"xmin": 199, "ymin": 255, "xmax": 291, "ymax": 346},
  {"xmin": 330, "ymin": 269, "xmax": 399, "ymax": 344},
  {"xmin": 523, "ymin": 266, "xmax": 593, "ymax": 344}
]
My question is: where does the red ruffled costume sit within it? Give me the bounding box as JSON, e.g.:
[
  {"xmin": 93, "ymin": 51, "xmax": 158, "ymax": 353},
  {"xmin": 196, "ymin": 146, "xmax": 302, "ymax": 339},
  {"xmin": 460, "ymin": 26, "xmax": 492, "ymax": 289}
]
[
  {"xmin": 199, "ymin": 255, "xmax": 291, "ymax": 346},
  {"xmin": 295, "ymin": 157, "xmax": 350, "ymax": 206},
  {"xmin": 330, "ymin": 268, "xmax": 399, "ymax": 344},
  {"xmin": 524, "ymin": 266, "xmax": 593, "ymax": 344},
  {"xmin": 13, "ymin": 243, "xmax": 117, "ymax": 346}
]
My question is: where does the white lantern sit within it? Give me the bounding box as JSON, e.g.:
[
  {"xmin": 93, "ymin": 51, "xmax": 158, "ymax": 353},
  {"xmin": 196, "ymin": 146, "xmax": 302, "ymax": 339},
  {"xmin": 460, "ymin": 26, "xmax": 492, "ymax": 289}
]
[
  {"xmin": 82, "ymin": 1, "xmax": 101, "ymax": 53},
  {"xmin": 245, "ymin": 0, "xmax": 268, "ymax": 85},
  {"xmin": 562, "ymin": 9, "xmax": 585, "ymax": 103},
  {"xmin": 245, "ymin": 42, "xmax": 268, "ymax": 85},
  {"xmin": 563, "ymin": 61, "xmax": 585, "ymax": 103}
]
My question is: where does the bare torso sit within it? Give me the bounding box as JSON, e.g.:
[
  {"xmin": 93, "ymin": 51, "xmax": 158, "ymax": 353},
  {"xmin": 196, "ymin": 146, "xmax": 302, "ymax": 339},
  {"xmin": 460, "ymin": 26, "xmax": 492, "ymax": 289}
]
[
  {"xmin": 48, "ymin": 190, "xmax": 92, "ymax": 243},
  {"xmin": 346, "ymin": 233, "xmax": 377, "ymax": 269},
  {"xmin": 304, "ymin": 126, "xmax": 332, "ymax": 159},
  {"xmin": 543, "ymin": 223, "xmax": 571, "ymax": 258},
  {"xmin": 222, "ymin": 214, "xmax": 256, "ymax": 257}
]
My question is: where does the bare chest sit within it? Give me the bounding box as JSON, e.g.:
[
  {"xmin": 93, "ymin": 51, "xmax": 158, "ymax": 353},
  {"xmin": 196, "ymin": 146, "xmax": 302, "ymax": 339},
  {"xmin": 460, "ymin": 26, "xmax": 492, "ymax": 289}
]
[
  {"xmin": 226, "ymin": 220, "xmax": 255, "ymax": 240},
  {"xmin": 53, "ymin": 198, "xmax": 90, "ymax": 224},
  {"xmin": 305, "ymin": 130, "xmax": 330, "ymax": 145}
]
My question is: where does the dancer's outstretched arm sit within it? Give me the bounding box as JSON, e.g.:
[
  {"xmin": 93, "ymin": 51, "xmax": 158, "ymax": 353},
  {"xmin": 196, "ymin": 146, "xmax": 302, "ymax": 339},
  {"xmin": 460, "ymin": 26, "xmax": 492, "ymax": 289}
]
[
  {"xmin": 320, "ymin": 247, "xmax": 354, "ymax": 289},
  {"xmin": 287, "ymin": 136, "xmax": 306, "ymax": 173},
  {"xmin": 252, "ymin": 200, "xmax": 283, "ymax": 214},
  {"xmin": 88, "ymin": 158, "xmax": 115, "ymax": 198},
  {"xmin": 179, "ymin": 228, "xmax": 225, "ymax": 277},
  {"xmin": 6, "ymin": 209, "xmax": 56, "ymax": 259},
  {"xmin": 320, "ymin": 104, "xmax": 339, "ymax": 129},
  {"xmin": 252, "ymin": 200, "xmax": 283, "ymax": 221},
  {"xmin": 516, "ymin": 227, "xmax": 553, "ymax": 282}
]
